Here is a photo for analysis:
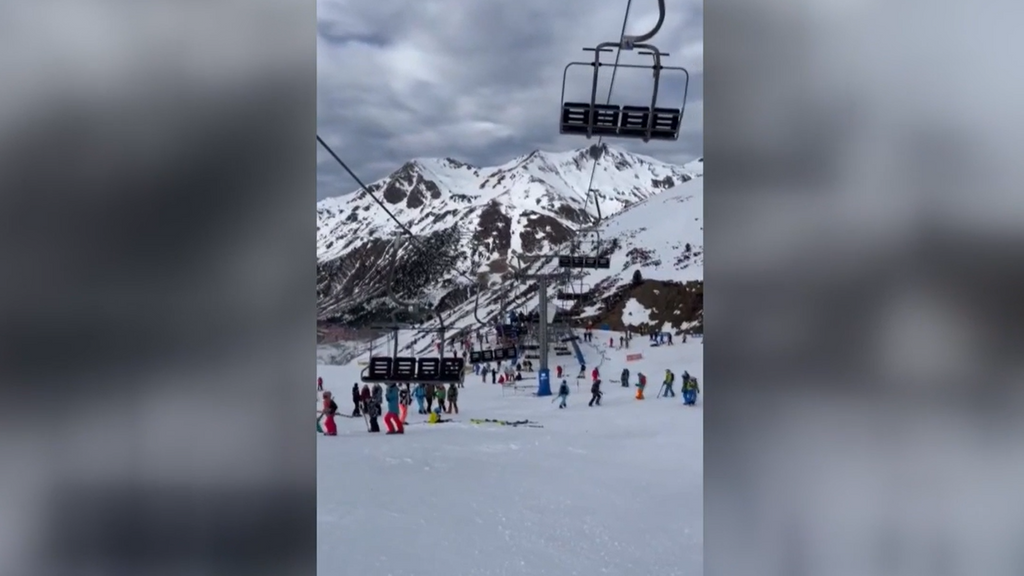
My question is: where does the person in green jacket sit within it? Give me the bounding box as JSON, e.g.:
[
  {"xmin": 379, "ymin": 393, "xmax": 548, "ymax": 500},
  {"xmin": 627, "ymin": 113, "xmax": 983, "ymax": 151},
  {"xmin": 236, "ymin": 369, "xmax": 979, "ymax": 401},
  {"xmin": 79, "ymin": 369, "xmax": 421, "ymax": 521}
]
[
  {"xmin": 435, "ymin": 384, "xmax": 447, "ymax": 413},
  {"xmin": 682, "ymin": 375, "xmax": 700, "ymax": 405},
  {"xmin": 660, "ymin": 369, "xmax": 676, "ymax": 397}
]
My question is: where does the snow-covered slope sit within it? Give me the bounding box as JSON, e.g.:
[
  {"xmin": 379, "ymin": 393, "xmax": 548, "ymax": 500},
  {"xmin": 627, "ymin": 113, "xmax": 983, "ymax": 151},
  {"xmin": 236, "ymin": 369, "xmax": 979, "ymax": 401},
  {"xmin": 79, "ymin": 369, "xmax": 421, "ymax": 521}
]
[{"xmin": 317, "ymin": 330, "xmax": 703, "ymax": 576}]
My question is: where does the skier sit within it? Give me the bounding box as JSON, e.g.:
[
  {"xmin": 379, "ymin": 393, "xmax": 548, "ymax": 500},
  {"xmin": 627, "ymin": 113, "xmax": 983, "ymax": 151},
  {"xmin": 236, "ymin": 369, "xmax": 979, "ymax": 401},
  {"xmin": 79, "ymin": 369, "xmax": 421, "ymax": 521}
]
[
  {"xmin": 589, "ymin": 379, "xmax": 602, "ymax": 407},
  {"xmin": 317, "ymin": 377, "xmax": 323, "ymax": 392},
  {"xmin": 481, "ymin": 366, "xmax": 488, "ymax": 383},
  {"xmin": 556, "ymin": 379, "xmax": 570, "ymax": 409},
  {"xmin": 372, "ymin": 383, "xmax": 383, "ymax": 408},
  {"xmin": 428, "ymin": 405, "xmax": 452, "ymax": 424},
  {"xmin": 365, "ymin": 391, "xmax": 381, "ymax": 433},
  {"xmin": 591, "ymin": 367, "xmax": 599, "ymax": 382},
  {"xmin": 383, "ymin": 384, "xmax": 404, "ymax": 434},
  {"xmin": 320, "ymin": 391, "xmax": 338, "ymax": 436},
  {"xmin": 425, "ymin": 383, "xmax": 435, "ymax": 413},
  {"xmin": 413, "ymin": 383, "xmax": 427, "ymax": 414},
  {"xmin": 398, "ymin": 384, "xmax": 411, "ymax": 423},
  {"xmin": 683, "ymin": 376, "xmax": 700, "ymax": 405},
  {"xmin": 350, "ymin": 383, "xmax": 361, "ymax": 417},
  {"xmin": 660, "ymin": 369, "xmax": 676, "ymax": 397},
  {"xmin": 621, "ymin": 367, "xmax": 630, "ymax": 388},
  {"xmin": 360, "ymin": 384, "xmax": 371, "ymax": 414},
  {"xmin": 577, "ymin": 363, "xmax": 586, "ymax": 379},
  {"xmin": 447, "ymin": 382, "xmax": 459, "ymax": 414},
  {"xmin": 556, "ymin": 365, "xmax": 563, "ymax": 379},
  {"xmin": 636, "ymin": 372, "xmax": 647, "ymax": 400},
  {"xmin": 435, "ymin": 384, "xmax": 447, "ymax": 413}
]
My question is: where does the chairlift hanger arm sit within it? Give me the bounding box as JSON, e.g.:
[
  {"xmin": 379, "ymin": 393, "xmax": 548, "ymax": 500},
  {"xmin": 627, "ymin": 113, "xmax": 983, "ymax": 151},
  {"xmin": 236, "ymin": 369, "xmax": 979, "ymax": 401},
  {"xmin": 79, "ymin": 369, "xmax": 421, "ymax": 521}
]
[{"xmin": 623, "ymin": 0, "xmax": 666, "ymax": 45}]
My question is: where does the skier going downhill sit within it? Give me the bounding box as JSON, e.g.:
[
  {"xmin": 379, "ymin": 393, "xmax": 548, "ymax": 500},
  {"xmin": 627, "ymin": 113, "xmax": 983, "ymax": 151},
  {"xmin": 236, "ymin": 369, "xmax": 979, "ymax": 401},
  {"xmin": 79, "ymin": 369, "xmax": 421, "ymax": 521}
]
[
  {"xmin": 557, "ymin": 379, "xmax": 570, "ymax": 409},
  {"xmin": 589, "ymin": 379, "xmax": 602, "ymax": 406}
]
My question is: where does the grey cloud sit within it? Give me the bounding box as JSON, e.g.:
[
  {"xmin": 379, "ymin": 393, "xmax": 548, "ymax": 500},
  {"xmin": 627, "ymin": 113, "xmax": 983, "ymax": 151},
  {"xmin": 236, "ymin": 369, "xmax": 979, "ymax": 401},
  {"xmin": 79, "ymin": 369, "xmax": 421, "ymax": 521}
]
[{"xmin": 317, "ymin": 0, "xmax": 703, "ymax": 199}]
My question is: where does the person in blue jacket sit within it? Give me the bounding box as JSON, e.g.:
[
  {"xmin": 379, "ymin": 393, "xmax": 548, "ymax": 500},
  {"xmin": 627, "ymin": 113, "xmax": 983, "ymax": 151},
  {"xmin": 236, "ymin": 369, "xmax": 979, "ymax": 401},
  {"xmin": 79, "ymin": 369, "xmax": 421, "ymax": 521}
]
[
  {"xmin": 413, "ymin": 383, "xmax": 427, "ymax": 414},
  {"xmin": 383, "ymin": 384, "xmax": 404, "ymax": 434}
]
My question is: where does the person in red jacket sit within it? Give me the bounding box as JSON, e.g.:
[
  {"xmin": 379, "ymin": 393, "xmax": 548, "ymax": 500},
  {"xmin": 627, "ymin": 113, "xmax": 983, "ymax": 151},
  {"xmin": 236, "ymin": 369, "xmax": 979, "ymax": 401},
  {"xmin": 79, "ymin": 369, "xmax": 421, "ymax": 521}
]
[
  {"xmin": 591, "ymin": 367, "xmax": 599, "ymax": 382},
  {"xmin": 320, "ymin": 391, "xmax": 338, "ymax": 436},
  {"xmin": 556, "ymin": 365, "xmax": 563, "ymax": 378}
]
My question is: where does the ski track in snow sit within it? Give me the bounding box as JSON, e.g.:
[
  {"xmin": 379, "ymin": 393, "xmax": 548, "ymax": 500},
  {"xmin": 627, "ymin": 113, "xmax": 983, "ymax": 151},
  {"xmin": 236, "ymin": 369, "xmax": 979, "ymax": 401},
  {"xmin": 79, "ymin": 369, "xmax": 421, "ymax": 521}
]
[{"xmin": 318, "ymin": 330, "xmax": 702, "ymax": 576}]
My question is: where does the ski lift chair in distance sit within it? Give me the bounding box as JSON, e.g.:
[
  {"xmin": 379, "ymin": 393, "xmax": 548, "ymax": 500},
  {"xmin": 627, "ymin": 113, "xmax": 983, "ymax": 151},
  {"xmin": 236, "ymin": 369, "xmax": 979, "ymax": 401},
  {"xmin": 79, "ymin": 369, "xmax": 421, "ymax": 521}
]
[
  {"xmin": 556, "ymin": 281, "xmax": 591, "ymax": 302},
  {"xmin": 560, "ymin": 40, "xmax": 690, "ymax": 142},
  {"xmin": 558, "ymin": 229, "xmax": 610, "ymax": 269}
]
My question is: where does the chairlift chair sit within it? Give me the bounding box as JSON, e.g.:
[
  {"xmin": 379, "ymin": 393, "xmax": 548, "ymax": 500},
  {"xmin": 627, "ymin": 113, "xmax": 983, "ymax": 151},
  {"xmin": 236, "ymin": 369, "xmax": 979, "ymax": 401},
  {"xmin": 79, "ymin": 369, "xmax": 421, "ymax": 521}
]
[
  {"xmin": 560, "ymin": 41, "xmax": 690, "ymax": 142},
  {"xmin": 556, "ymin": 282, "xmax": 592, "ymax": 301},
  {"xmin": 557, "ymin": 228, "xmax": 611, "ymax": 269}
]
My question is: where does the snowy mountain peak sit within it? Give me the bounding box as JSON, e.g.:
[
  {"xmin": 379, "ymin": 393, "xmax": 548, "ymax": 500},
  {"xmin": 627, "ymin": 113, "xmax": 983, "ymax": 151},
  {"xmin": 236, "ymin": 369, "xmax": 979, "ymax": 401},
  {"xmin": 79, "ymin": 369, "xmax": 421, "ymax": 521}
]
[{"xmin": 317, "ymin": 145, "xmax": 701, "ymax": 323}]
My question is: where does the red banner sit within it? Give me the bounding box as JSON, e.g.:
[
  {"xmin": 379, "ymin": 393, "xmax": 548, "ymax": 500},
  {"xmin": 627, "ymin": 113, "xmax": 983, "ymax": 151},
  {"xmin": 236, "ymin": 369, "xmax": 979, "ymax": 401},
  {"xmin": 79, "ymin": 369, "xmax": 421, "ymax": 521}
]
[{"xmin": 626, "ymin": 353, "xmax": 644, "ymax": 362}]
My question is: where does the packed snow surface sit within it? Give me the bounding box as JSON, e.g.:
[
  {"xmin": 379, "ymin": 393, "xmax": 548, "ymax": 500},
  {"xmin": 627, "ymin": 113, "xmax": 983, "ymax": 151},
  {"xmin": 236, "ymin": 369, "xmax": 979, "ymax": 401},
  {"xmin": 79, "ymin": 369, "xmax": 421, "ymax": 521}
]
[{"xmin": 318, "ymin": 330, "xmax": 702, "ymax": 576}]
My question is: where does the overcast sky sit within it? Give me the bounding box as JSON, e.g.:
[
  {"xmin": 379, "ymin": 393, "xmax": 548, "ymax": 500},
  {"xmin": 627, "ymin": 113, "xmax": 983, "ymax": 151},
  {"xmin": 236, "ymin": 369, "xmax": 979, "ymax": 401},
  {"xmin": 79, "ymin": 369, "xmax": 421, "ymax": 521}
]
[{"xmin": 317, "ymin": 0, "xmax": 703, "ymax": 199}]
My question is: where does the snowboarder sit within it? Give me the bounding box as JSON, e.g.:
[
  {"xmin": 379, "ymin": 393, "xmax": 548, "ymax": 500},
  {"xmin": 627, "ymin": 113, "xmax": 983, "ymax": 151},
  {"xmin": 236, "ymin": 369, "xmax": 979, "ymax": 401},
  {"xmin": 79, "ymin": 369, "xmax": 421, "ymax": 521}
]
[
  {"xmin": 556, "ymin": 379, "xmax": 570, "ymax": 409},
  {"xmin": 660, "ymin": 369, "xmax": 676, "ymax": 397},
  {"xmin": 636, "ymin": 373, "xmax": 647, "ymax": 400},
  {"xmin": 413, "ymin": 383, "xmax": 427, "ymax": 414},
  {"xmin": 351, "ymin": 383, "xmax": 361, "ymax": 417},
  {"xmin": 447, "ymin": 382, "xmax": 459, "ymax": 414},
  {"xmin": 682, "ymin": 376, "xmax": 700, "ymax": 405},
  {"xmin": 320, "ymin": 391, "xmax": 338, "ymax": 436},
  {"xmin": 317, "ymin": 377, "xmax": 323, "ymax": 392},
  {"xmin": 383, "ymin": 384, "xmax": 404, "ymax": 434},
  {"xmin": 435, "ymin": 384, "xmax": 447, "ymax": 413},
  {"xmin": 589, "ymin": 379, "xmax": 602, "ymax": 406},
  {"xmin": 398, "ymin": 384, "xmax": 411, "ymax": 423},
  {"xmin": 621, "ymin": 368, "xmax": 630, "ymax": 388}
]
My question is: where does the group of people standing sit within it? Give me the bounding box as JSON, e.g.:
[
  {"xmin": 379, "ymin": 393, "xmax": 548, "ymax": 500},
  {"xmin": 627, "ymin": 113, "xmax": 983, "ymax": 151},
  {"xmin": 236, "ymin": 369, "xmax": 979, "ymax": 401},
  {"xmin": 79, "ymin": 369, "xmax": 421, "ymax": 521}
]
[{"xmin": 318, "ymin": 379, "xmax": 462, "ymax": 436}]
